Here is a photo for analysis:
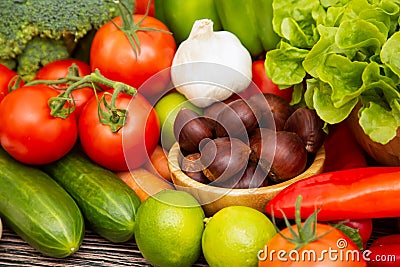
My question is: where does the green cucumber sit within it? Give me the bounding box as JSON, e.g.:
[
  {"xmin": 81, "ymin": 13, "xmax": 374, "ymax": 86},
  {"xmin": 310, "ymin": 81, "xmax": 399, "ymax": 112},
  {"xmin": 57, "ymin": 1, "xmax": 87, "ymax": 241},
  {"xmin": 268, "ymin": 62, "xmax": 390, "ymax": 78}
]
[
  {"xmin": 0, "ymin": 148, "xmax": 84, "ymax": 258},
  {"xmin": 43, "ymin": 148, "xmax": 141, "ymax": 243}
]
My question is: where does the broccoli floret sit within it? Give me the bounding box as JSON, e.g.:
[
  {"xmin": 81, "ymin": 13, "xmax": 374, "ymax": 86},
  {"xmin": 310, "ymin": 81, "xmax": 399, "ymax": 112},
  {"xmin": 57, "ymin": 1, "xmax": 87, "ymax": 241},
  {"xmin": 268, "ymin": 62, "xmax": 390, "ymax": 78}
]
[
  {"xmin": 0, "ymin": 0, "xmax": 133, "ymax": 61},
  {"xmin": 17, "ymin": 37, "xmax": 70, "ymax": 81},
  {"xmin": 0, "ymin": 59, "xmax": 17, "ymax": 70}
]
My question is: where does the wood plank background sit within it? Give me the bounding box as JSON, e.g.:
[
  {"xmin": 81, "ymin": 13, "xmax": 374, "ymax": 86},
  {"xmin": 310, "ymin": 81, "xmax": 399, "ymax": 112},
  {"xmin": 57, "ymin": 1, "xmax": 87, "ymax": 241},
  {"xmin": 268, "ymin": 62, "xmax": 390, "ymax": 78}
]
[
  {"xmin": 0, "ymin": 225, "xmax": 209, "ymax": 266},
  {"xmin": 0, "ymin": 219, "xmax": 398, "ymax": 266}
]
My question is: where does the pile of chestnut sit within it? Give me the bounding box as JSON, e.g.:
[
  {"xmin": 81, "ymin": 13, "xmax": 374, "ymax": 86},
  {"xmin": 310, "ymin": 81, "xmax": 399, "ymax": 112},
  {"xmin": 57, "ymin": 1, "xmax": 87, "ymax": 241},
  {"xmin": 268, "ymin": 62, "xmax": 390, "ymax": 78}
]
[{"xmin": 173, "ymin": 93, "xmax": 325, "ymax": 189}]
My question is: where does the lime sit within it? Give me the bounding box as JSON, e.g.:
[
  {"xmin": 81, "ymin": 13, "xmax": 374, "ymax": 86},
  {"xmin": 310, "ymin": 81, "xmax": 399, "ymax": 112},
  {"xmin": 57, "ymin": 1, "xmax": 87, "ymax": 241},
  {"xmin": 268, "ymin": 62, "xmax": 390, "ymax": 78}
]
[
  {"xmin": 154, "ymin": 92, "xmax": 202, "ymax": 150},
  {"xmin": 134, "ymin": 189, "xmax": 205, "ymax": 267},
  {"xmin": 202, "ymin": 206, "xmax": 276, "ymax": 267}
]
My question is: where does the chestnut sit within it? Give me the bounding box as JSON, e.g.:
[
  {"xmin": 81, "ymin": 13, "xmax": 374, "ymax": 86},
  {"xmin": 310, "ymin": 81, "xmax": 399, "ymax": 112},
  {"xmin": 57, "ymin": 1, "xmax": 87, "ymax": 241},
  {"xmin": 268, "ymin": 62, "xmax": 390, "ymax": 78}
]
[
  {"xmin": 173, "ymin": 108, "xmax": 213, "ymax": 153},
  {"xmin": 249, "ymin": 129, "xmax": 307, "ymax": 182},
  {"xmin": 200, "ymin": 137, "xmax": 251, "ymax": 182},
  {"xmin": 249, "ymin": 128, "xmax": 276, "ymax": 174},
  {"xmin": 181, "ymin": 153, "xmax": 210, "ymax": 184},
  {"xmin": 202, "ymin": 98, "xmax": 235, "ymax": 134},
  {"xmin": 213, "ymin": 161, "xmax": 268, "ymax": 189},
  {"xmin": 214, "ymin": 99, "xmax": 261, "ymax": 140},
  {"xmin": 248, "ymin": 93, "xmax": 294, "ymax": 131},
  {"xmin": 269, "ymin": 131, "xmax": 308, "ymax": 183},
  {"xmin": 284, "ymin": 108, "xmax": 325, "ymax": 153},
  {"xmin": 203, "ymin": 97, "xmax": 237, "ymax": 120}
]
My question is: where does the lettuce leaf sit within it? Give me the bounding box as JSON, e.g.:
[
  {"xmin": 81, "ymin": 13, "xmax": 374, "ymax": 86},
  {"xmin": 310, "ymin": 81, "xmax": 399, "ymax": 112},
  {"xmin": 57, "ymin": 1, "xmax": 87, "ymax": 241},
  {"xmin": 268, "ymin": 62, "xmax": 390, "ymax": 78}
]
[
  {"xmin": 381, "ymin": 31, "xmax": 400, "ymax": 77},
  {"xmin": 265, "ymin": 41, "xmax": 309, "ymax": 87},
  {"xmin": 266, "ymin": 0, "xmax": 400, "ymax": 144}
]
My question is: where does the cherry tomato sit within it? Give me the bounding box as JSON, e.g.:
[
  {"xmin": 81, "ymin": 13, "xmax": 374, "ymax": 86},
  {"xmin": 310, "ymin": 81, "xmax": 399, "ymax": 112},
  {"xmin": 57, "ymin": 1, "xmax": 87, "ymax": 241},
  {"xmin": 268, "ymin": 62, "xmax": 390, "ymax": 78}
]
[
  {"xmin": 258, "ymin": 223, "xmax": 366, "ymax": 267},
  {"xmin": 78, "ymin": 90, "xmax": 160, "ymax": 171},
  {"xmin": 90, "ymin": 14, "xmax": 176, "ymax": 99},
  {"xmin": 0, "ymin": 64, "xmax": 23, "ymax": 103},
  {"xmin": 252, "ymin": 60, "xmax": 293, "ymax": 102},
  {"xmin": 0, "ymin": 85, "xmax": 78, "ymax": 164},
  {"xmin": 34, "ymin": 59, "xmax": 94, "ymax": 117}
]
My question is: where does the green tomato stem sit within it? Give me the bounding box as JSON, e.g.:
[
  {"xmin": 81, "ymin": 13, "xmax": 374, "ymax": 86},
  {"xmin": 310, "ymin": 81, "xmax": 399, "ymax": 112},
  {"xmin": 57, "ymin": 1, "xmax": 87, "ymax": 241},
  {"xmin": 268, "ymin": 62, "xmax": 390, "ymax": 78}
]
[
  {"xmin": 25, "ymin": 65, "xmax": 137, "ymax": 134},
  {"xmin": 112, "ymin": 0, "xmax": 171, "ymax": 59}
]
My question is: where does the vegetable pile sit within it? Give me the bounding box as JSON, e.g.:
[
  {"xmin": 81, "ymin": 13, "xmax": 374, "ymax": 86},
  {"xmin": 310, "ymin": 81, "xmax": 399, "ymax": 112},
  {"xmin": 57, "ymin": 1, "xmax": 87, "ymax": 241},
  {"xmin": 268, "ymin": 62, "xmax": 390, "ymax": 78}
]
[
  {"xmin": 265, "ymin": 0, "xmax": 400, "ymax": 145},
  {"xmin": 0, "ymin": 0, "xmax": 399, "ymax": 266}
]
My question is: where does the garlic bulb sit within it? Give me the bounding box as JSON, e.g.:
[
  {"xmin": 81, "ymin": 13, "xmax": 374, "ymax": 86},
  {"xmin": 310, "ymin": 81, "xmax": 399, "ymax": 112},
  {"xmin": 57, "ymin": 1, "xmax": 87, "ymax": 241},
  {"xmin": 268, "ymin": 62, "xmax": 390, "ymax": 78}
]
[{"xmin": 171, "ymin": 19, "xmax": 252, "ymax": 108}]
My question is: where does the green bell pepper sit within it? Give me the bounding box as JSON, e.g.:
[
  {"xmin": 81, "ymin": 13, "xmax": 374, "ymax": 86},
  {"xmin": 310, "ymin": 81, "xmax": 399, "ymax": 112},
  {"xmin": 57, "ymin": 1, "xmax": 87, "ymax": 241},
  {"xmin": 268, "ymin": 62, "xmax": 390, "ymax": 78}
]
[
  {"xmin": 214, "ymin": 0, "xmax": 280, "ymax": 57},
  {"xmin": 154, "ymin": 0, "xmax": 222, "ymax": 44},
  {"xmin": 154, "ymin": 0, "xmax": 280, "ymax": 57}
]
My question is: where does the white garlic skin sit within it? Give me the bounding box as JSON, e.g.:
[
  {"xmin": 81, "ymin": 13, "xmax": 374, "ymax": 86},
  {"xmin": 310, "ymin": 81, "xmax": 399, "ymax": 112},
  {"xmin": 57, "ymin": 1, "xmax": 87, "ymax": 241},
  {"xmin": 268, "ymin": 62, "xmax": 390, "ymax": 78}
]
[{"xmin": 171, "ymin": 19, "xmax": 253, "ymax": 108}]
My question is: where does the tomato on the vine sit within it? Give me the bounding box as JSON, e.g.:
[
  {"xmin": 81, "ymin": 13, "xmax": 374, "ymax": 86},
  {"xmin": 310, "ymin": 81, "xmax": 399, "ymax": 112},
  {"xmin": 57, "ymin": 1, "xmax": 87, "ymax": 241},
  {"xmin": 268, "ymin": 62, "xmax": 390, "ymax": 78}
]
[
  {"xmin": 0, "ymin": 85, "xmax": 78, "ymax": 165},
  {"xmin": 34, "ymin": 59, "xmax": 94, "ymax": 117},
  {"xmin": 0, "ymin": 64, "xmax": 23, "ymax": 104},
  {"xmin": 90, "ymin": 14, "xmax": 176, "ymax": 99},
  {"xmin": 78, "ymin": 90, "xmax": 160, "ymax": 171}
]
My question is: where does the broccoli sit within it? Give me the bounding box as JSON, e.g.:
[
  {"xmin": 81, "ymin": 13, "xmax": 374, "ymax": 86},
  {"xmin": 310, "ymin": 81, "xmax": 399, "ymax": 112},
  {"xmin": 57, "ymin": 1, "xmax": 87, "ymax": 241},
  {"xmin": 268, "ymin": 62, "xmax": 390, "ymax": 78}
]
[
  {"xmin": 17, "ymin": 37, "xmax": 70, "ymax": 81},
  {"xmin": 0, "ymin": 0, "xmax": 133, "ymax": 80}
]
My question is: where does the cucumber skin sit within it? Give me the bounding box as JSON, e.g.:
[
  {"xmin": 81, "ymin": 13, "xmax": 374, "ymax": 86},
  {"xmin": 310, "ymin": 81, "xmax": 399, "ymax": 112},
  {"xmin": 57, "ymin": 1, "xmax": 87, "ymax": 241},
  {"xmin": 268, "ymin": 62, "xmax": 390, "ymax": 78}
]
[
  {"xmin": 0, "ymin": 148, "xmax": 84, "ymax": 258},
  {"xmin": 43, "ymin": 148, "xmax": 141, "ymax": 243}
]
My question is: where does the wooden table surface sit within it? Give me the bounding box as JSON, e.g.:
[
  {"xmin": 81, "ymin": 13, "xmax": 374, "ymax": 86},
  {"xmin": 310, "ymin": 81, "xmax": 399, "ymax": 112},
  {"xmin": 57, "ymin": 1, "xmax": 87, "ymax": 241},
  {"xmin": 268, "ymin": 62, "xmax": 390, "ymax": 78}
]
[
  {"xmin": 0, "ymin": 218, "xmax": 398, "ymax": 266},
  {"xmin": 0, "ymin": 225, "xmax": 209, "ymax": 266}
]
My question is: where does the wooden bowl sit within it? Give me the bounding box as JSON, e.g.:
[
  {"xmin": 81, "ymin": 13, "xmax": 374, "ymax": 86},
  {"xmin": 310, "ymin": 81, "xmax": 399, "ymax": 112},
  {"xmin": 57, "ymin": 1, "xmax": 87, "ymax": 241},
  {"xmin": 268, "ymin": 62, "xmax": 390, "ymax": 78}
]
[
  {"xmin": 167, "ymin": 142, "xmax": 325, "ymax": 216},
  {"xmin": 348, "ymin": 107, "xmax": 400, "ymax": 166}
]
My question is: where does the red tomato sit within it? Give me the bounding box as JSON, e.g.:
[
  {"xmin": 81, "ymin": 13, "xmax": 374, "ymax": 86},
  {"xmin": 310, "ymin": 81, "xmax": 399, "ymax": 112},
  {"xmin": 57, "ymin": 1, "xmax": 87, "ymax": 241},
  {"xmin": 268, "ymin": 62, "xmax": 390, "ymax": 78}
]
[
  {"xmin": 367, "ymin": 234, "xmax": 400, "ymax": 267},
  {"xmin": 344, "ymin": 219, "xmax": 373, "ymax": 250},
  {"xmin": 252, "ymin": 60, "xmax": 293, "ymax": 102},
  {"xmin": 0, "ymin": 64, "xmax": 23, "ymax": 103},
  {"xmin": 134, "ymin": 0, "xmax": 155, "ymax": 16},
  {"xmin": 258, "ymin": 223, "xmax": 366, "ymax": 267},
  {"xmin": 78, "ymin": 90, "xmax": 160, "ymax": 171},
  {"xmin": 34, "ymin": 59, "xmax": 94, "ymax": 117},
  {"xmin": 90, "ymin": 14, "xmax": 176, "ymax": 99},
  {"xmin": 0, "ymin": 85, "xmax": 78, "ymax": 164},
  {"xmin": 35, "ymin": 59, "xmax": 91, "ymax": 81}
]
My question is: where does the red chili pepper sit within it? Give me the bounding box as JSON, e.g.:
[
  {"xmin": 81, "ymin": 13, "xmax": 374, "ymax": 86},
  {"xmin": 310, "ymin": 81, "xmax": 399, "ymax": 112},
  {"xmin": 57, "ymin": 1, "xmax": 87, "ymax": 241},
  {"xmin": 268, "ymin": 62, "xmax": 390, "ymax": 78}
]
[
  {"xmin": 323, "ymin": 121, "xmax": 368, "ymax": 172},
  {"xmin": 367, "ymin": 234, "xmax": 400, "ymax": 267},
  {"xmin": 266, "ymin": 167, "xmax": 400, "ymax": 221}
]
